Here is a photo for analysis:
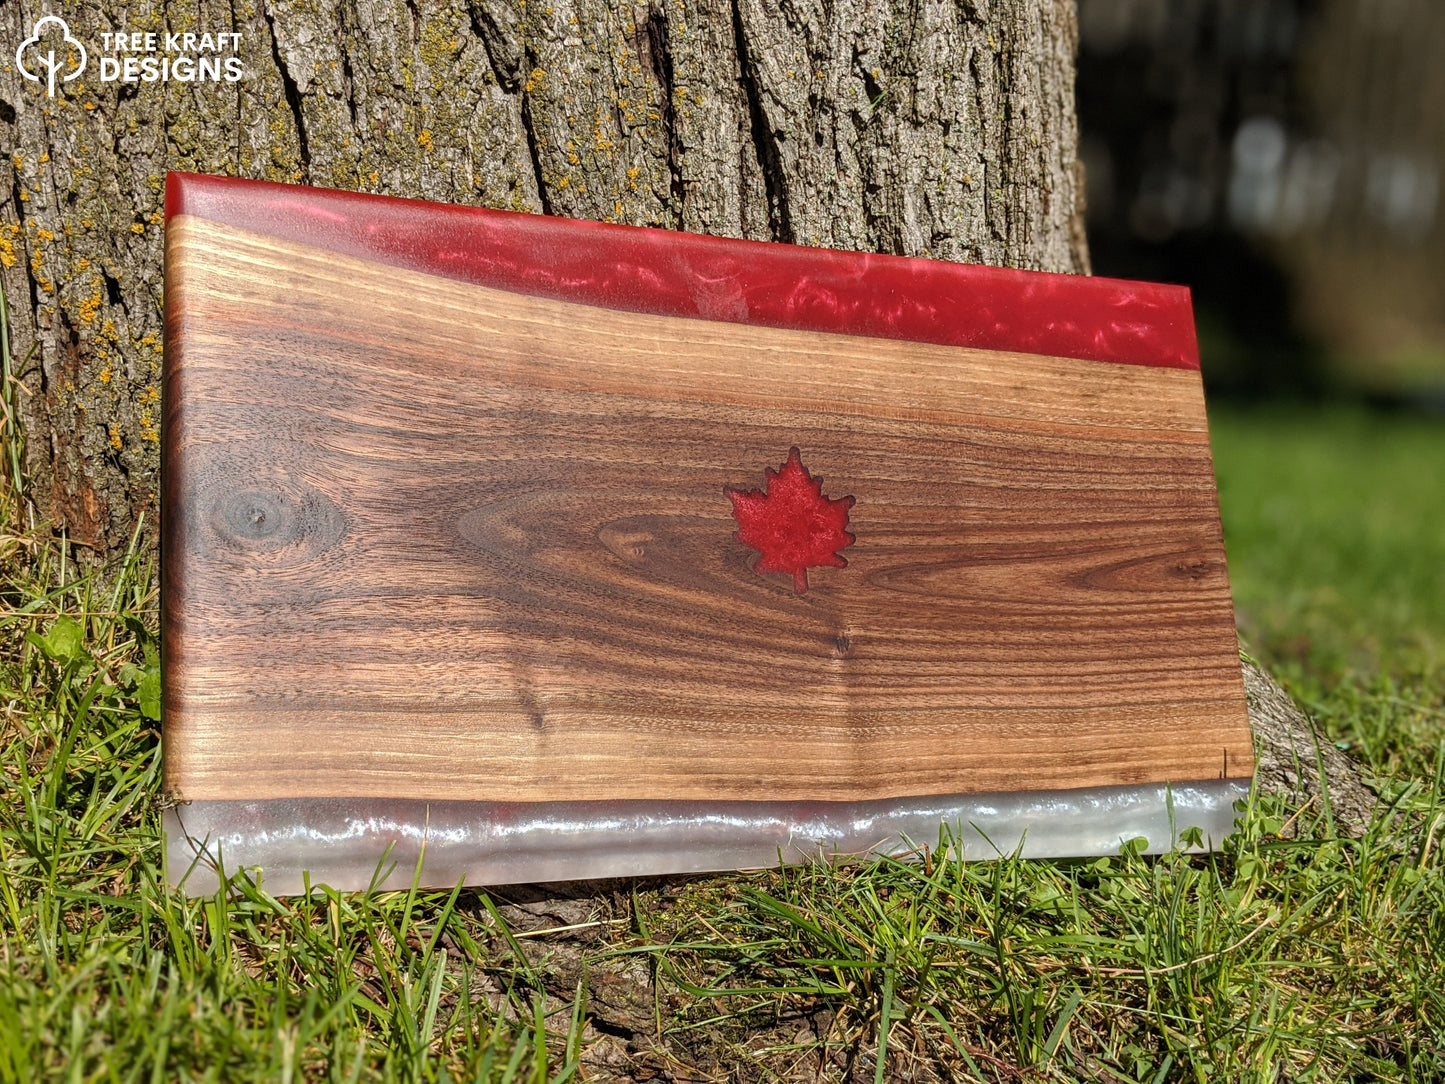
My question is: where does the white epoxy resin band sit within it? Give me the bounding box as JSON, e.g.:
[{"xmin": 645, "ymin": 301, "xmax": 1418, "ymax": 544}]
[{"xmin": 165, "ymin": 780, "xmax": 1251, "ymax": 896}]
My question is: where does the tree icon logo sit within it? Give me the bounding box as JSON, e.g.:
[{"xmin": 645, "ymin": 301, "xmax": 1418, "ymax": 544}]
[{"xmin": 16, "ymin": 16, "xmax": 88, "ymax": 98}]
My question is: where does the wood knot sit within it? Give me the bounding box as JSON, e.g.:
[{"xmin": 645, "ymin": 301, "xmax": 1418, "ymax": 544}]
[
  {"xmin": 191, "ymin": 469, "xmax": 346, "ymax": 570},
  {"xmin": 598, "ymin": 522, "xmax": 655, "ymax": 565}
]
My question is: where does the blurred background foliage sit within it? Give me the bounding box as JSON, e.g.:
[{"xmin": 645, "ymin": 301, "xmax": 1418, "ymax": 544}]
[{"xmin": 1077, "ymin": 0, "xmax": 1445, "ymax": 404}]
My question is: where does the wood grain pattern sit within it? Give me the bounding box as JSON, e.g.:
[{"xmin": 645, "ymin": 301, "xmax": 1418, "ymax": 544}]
[{"xmin": 162, "ymin": 214, "xmax": 1253, "ymax": 803}]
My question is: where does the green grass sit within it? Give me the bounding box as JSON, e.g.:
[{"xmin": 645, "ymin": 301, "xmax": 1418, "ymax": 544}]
[
  {"xmin": 1211, "ymin": 402, "xmax": 1445, "ymax": 780},
  {"xmin": 2, "ymin": 393, "xmax": 1444, "ymax": 1081},
  {"xmin": 1213, "ymin": 403, "xmax": 1445, "ymax": 679}
]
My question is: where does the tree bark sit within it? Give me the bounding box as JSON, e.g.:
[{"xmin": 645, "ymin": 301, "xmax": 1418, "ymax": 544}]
[
  {"xmin": 1, "ymin": 0, "xmax": 1087, "ymax": 561},
  {"xmin": 1242, "ymin": 658, "xmax": 1377, "ymax": 838}
]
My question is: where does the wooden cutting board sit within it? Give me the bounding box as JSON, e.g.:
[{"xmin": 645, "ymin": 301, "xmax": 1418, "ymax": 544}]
[{"xmin": 162, "ymin": 173, "xmax": 1253, "ymax": 805}]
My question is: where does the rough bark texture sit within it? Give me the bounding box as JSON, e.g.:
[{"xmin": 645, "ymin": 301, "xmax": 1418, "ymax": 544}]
[
  {"xmin": 1243, "ymin": 658, "xmax": 1378, "ymax": 838},
  {"xmin": 1, "ymin": 0, "xmax": 1087, "ymax": 562}
]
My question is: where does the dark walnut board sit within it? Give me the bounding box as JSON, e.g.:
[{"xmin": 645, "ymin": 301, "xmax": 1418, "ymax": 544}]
[{"xmin": 162, "ymin": 174, "xmax": 1253, "ymax": 805}]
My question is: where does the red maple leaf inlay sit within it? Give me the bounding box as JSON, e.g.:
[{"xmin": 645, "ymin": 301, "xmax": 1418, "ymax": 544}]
[{"xmin": 725, "ymin": 447, "xmax": 856, "ymax": 594}]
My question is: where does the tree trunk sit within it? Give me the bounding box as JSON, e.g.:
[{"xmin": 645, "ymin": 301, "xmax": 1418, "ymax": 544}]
[
  {"xmin": 1242, "ymin": 658, "xmax": 1377, "ymax": 838},
  {"xmin": 1, "ymin": 0, "xmax": 1089, "ymax": 562}
]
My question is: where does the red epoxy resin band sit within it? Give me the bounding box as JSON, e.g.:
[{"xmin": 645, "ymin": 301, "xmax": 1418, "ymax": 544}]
[{"xmin": 165, "ymin": 172, "xmax": 1200, "ymax": 370}]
